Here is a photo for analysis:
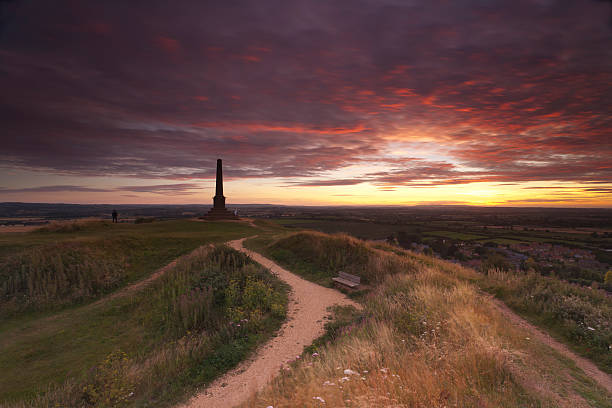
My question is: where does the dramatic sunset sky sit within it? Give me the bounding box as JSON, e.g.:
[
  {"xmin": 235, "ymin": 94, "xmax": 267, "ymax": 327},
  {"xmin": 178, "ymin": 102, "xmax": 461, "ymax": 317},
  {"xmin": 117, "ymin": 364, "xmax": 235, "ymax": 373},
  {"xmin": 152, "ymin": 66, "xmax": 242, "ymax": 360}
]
[{"xmin": 1, "ymin": 0, "xmax": 611, "ymax": 206}]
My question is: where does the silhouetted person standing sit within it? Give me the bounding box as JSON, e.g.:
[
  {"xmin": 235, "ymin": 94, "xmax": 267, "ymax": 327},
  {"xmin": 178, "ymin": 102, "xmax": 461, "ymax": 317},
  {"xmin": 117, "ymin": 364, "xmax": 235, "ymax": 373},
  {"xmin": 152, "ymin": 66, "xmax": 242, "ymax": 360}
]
[{"xmin": 112, "ymin": 209, "xmax": 118, "ymax": 223}]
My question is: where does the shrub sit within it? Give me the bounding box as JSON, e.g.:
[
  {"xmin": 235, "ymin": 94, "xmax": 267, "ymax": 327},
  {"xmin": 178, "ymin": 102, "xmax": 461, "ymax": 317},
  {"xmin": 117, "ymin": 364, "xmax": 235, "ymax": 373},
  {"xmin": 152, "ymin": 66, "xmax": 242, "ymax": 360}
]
[{"xmin": 82, "ymin": 350, "xmax": 135, "ymax": 407}]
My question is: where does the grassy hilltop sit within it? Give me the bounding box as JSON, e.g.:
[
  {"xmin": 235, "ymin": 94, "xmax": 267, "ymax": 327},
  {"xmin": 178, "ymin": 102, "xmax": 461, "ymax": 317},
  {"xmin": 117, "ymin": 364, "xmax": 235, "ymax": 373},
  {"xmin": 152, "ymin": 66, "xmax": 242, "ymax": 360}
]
[
  {"xmin": 244, "ymin": 231, "xmax": 611, "ymax": 407},
  {"xmin": 0, "ymin": 219, "xmax": 288, "ymax": 407},
  {"xmin": 0, "ymin": 219, "xmax": 610, "ymax": 407}
]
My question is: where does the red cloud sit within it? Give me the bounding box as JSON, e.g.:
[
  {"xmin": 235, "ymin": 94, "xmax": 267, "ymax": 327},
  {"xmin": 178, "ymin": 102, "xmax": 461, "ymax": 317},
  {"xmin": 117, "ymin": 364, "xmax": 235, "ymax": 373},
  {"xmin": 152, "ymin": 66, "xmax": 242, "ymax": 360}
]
[
  {"xmin": 156, "ymin": 36, "xmax": 180, "ymax": 54},
  {"xmin": 191, "ymin": 122, "xmax": 368, "ymax": 135}
]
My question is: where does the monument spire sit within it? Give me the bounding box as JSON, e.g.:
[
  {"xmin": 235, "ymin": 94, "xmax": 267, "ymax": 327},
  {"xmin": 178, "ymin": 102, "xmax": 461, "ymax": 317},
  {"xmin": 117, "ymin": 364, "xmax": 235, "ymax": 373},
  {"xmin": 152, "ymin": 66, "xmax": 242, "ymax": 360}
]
[
  {"xmin": 203, "ymin": 158, "xmax": 238, "ymax": 220},
  {"xmin": 212, "ymin": 158, "xmax": 226, "ymax": 210},
  {"xmin": 215, "ymin": 158, "xmax": 223, "ymax": 197}
]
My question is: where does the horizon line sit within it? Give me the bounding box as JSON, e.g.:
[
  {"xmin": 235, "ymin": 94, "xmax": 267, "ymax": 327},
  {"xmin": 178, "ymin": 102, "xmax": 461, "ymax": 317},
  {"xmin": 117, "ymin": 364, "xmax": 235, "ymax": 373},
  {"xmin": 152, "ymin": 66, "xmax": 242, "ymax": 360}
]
[{"xmin": 1, "ymin": 201, "xmax": 611, "ymax": 210}]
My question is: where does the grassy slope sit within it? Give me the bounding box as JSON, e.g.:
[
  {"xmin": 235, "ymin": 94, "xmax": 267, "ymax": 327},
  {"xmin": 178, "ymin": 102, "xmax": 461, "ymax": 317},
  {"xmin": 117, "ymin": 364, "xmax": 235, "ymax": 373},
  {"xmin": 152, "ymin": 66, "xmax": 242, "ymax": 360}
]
[
  {"xmin": 0, "ymin": 219, "xmax": 253, "ymax": 318},
  {"xmin": 258, "ymin": 222, "xmax": 612, "ymax": 373},
  {"xmin": 480, "ymin": 270, "xmax": 612, "ymax": 374},
  {"xmin": 0, "ymin": 220, "xmax": 289, "ymax": 407},
  {"xmin": 243, "ymin": 231, "xmax": 611, "ymax": 407}
]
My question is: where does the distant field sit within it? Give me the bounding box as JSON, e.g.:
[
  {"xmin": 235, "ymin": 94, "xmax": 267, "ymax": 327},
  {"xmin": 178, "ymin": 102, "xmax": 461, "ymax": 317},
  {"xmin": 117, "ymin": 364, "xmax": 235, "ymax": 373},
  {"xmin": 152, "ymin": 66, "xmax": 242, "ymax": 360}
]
[
  {"xmin": 476, "ymin": 237, "xmax": 525, "ymax": 245},
  {"xmin": 424, "ymin": 230, "xmax": 487, "ymax": 241},
  {"xmin": 272, "ymin": 218, "xmax": 611, "ymax": 253},
  {"xmin": 273, "ymin": 219, "xmax": 317, "ymax": 225}
]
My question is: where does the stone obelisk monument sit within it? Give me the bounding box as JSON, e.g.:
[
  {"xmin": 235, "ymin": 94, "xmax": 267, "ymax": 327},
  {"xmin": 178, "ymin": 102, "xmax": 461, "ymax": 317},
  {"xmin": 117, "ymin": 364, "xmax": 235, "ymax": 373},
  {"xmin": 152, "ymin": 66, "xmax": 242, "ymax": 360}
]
[{"xmin": 203, "ymin": 159, "xmax": 239, "ymax": 219}]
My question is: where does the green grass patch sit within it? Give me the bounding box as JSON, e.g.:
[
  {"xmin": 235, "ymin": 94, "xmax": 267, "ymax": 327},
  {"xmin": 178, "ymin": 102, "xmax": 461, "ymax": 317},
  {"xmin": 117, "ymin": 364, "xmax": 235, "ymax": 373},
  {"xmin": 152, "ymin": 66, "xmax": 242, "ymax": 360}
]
[
  {"xmin": 272, "ymin": 219, "xmax": 318, "ymax": 226},
  {"xmin": 303, "ymin": 305, "xmax": 364, "ymax": 355}
]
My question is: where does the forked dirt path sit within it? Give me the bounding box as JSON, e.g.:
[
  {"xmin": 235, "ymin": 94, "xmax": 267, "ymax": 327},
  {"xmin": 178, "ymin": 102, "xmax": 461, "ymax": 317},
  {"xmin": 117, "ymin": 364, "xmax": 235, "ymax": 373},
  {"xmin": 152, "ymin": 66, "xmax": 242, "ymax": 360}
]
[
  {"xmin": 181, "ymin": 238, "xmax": 360, "ymax": 408},
  {"xmin": 490, "ymin": 296, "xmax": 612, "ymax": 394},
  {"xmin": 95, "ymin": 245, "xmax": 213, "ymax": 305}
]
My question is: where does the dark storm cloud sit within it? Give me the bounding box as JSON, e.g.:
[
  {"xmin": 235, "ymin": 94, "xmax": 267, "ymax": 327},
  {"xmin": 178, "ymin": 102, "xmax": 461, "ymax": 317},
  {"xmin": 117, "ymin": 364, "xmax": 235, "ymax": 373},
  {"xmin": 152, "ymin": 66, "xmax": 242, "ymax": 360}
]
[
  {"xmin": 115, "ymin": 183, "xmax": 200, "ymax": 194},
  {"xmin": 0, "ymin": 0, "xmax": 610, "ymax": 187},
  {"xmin": 0, "ymin": 183, "xmax": 201, "ymax": 195},
  {"xmin": 0, "ymin": 185, "xmax": 111, "ymax": 193}
]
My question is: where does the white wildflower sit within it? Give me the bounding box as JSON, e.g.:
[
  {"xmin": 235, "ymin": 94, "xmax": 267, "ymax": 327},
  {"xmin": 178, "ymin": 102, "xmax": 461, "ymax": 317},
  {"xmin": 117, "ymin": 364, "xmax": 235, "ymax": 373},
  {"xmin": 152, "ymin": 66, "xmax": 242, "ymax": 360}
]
[
  {"xmin": 344, "ymin": 369, "xmax": 359, "ymax": 375},
  {"xmin": 313, "ymin": 396, "xmax": 326, "ymax": 403}
]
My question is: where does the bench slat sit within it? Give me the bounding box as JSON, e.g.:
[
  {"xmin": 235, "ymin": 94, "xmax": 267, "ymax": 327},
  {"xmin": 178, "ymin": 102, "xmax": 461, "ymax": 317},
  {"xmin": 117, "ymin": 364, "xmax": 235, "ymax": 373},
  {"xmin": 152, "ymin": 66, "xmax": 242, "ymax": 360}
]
[
  {"xmin": 338, "ymin": 271, "xmax": 360, "ymax": 284},
  {"xmin": 332, "ymin": 277, "xmax": 360, "ymax": 288}
]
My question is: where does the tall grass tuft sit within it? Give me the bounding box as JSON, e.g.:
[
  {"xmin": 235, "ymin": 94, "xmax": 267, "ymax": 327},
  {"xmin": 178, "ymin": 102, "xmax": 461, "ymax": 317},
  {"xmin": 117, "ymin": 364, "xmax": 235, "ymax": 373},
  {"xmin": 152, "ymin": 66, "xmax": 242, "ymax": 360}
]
[
  {"xmin": 0, "ymin": 241, "xmax": 128, "ymax": 316},
  {"xmin": 35, "ymin": 219, "xmax": 111, "ymax": 233}
]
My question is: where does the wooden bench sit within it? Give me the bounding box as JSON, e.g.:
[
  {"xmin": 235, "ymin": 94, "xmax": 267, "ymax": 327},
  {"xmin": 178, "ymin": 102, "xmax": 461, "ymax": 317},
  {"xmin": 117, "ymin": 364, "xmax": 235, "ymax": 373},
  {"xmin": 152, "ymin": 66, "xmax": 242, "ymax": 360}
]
[{"xmin": 332, "ymin": 271, "xmax": 361, "ymax": 289}]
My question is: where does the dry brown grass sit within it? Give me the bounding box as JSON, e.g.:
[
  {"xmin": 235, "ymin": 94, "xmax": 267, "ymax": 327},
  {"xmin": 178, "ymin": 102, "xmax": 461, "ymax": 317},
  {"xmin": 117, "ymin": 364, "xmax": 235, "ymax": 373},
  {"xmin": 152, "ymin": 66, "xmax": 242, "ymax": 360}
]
[
  {"xmin": 240, "ymin": 232, "xmax": 611, "ymax": 408},
  {"xmin": 35, "ymin": 218, "xmax": 110, "ymax": 233}
]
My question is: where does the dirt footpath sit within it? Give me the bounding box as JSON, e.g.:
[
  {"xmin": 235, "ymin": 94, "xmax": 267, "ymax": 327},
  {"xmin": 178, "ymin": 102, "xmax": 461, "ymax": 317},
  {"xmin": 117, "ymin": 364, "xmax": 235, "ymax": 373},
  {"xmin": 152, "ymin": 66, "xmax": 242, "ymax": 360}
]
[
  {"xmin": 491, "ymin": 297, "xmax": 612, "ymax": 394},
  {"xmin": 181, "ymin": 238, "xmax": 360, "ymax": 408}
]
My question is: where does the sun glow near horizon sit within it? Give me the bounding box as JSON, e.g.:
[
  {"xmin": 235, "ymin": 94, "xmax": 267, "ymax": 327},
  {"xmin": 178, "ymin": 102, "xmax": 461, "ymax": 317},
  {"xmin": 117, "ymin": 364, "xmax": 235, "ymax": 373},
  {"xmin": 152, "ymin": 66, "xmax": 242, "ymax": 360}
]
[{"xmin": 1, "ymin": 167, "xmax": 609, "ymax": 207}]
